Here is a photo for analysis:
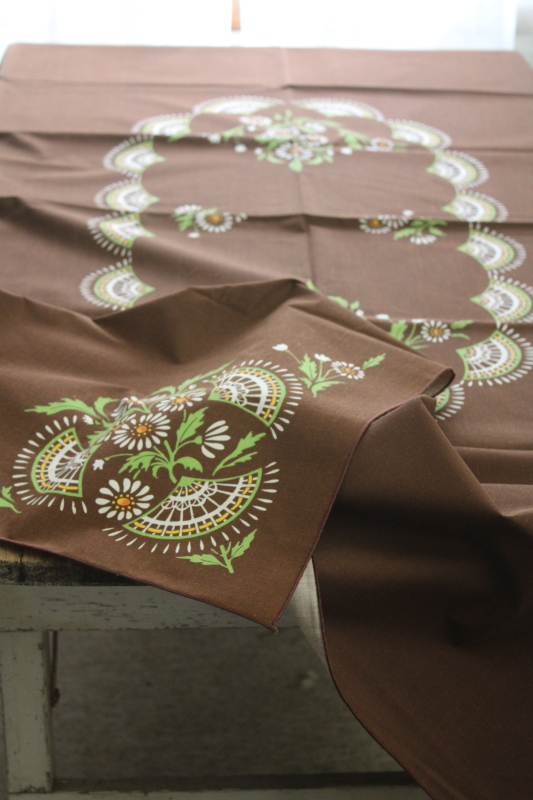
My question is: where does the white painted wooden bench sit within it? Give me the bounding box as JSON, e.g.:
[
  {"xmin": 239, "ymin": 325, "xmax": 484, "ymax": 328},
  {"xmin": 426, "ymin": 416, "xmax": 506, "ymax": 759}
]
[{"xmin": 0, "ymin": 543, "xmax": 429, "ymax": 800}]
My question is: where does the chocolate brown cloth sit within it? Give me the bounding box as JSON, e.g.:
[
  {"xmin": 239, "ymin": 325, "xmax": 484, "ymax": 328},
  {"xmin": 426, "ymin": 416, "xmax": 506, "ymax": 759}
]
[{"xmin": 1, "ymin": 44, "xmax": 533, "ymax": 800}]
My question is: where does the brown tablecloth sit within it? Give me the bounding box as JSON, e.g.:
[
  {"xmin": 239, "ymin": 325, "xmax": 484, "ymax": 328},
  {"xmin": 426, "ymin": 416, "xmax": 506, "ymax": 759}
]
[{"xmin": 1, "ymin": 44, "xmax": 532, "ymax": 800}]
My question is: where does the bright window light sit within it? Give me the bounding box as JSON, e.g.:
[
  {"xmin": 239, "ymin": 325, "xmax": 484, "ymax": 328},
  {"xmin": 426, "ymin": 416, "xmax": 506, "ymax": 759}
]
[{"xmin": 0, "ymin": 0, "xmax": 518, "ymax": 63}]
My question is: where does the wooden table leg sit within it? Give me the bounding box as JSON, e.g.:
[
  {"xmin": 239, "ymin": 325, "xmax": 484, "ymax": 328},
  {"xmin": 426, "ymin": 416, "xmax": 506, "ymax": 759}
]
[{"xmin": 0, "ymin": 632, "xmax": 54, "ymax": 793}]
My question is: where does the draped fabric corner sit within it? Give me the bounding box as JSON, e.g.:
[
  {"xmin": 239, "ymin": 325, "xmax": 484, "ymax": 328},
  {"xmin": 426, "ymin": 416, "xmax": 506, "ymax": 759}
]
[{"xmin": 1, "ymin": 43, "xmax": 532, "ymax": 800}]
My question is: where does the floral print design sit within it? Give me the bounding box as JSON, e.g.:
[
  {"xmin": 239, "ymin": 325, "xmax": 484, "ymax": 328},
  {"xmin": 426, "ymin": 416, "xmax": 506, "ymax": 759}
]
[
  {"xmin": 96, "ymin": 478, "xmax": 154, "ymax": 520},
  {"xmin": 331, "ymin": 361, "xmax": 366, "ymax": 380},
  {"xmin": 359, "ymin": 214, "xmax": 410, "ymax": 234},
  {"xmin": 172, "ymin": 205, "xmax": 246, "ymax": 238},
  {"xmin": 273, "ymin": 345, "xmax": 385, "ymax": 397},
  {"xmin": 388, "ymin": 319, "xmax": 472, "ymax": 350},
  {"xmin": 201, "ymin": 420, "xmax": 231, "ymax": 458},
  {"xmin": 112, "ymin": 412, "xmax": 171, "ymax": 451},
  {"xmin": 393, "ymin": 218, "xmax": 448, "ymax": 245},
  {"xmin": 420, "ymin": 321, "xmax": 453, "ymax": 343},
  {"xmin": 155, "ymin": 388, "xmax": 207, "ymax": 413}
]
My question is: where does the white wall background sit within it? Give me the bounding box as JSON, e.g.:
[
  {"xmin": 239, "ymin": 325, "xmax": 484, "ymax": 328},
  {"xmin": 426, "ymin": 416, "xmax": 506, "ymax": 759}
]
[{"xmin": 0, "ymin": 0, "xmax": 529, "ymax": 63}]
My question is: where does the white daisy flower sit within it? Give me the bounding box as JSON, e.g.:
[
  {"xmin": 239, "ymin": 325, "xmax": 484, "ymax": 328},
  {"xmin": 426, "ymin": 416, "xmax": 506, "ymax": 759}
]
[
  {"xmin": 274, "ymin": 142, "xmax": 314, "ymax": 161},
  {"xmin": 201, "ymin": 421, "xmax": 230, "ymax": 459},
  {"xmin": 92, "ymin": 459, "xmax": 105, "ymax": 471},
  {"xmin": 240, "ymin": 115, "xmax": 272, "ymax": 131},
  {"xmin": 83, "ymin": 414, "xmax": 94, "ymax": 425},
  {"xmin": 410, "ymin": 233, "xmax": 437, "ymax": 245},
  {"xmin": 331, "ymin": 361, "xmax": 365, "ymax": 380},
  {"xmin": 303, "ymin": 121, "xmax": 326, "ymax": 133},
  {"xmin": 359, "ymin": 215, "xmax": 406, "ymax": 234},
  {"xmin": 420, "ymin": 321, "xmax": 452, "ymax": 343},
  {"xmin": 254, "ymin": 147, "xmax": 263, "ymax": 155},
  {"xmin": 156, "ymin": 389, "xmax": 206, "ymax": 413},
  {"xmin": 195, "ymin": 210, "xmax": 234, "ymax": 233},
  {"xmin": 403, "ymin": 209, "xmax": 414, "ymax": 217},
  {"xmin": 234, "ymin": 144, "xmax": 247, "ymax": 153},
  {"xmin": 314, "ymin": 354, "xmax": 331, "ymax": 362},
  {"xmin": 340, "ymin": 147, "xmax": 353, "ymax": 155},
  {"xmin": 412, "ymin": 318, "xmax": 426, "ymax": 323},
  {"xmin": 262, "ymin": 126, "xmax": 300, "ymax": 140},
  {"xmin": 366, "ymin": 138, "xmax": 395, "ymax": 152},
  {"xmin": 207, "ymin": 133, "xmax": 221, "ymax": 144},
  {"xmin": 112, "ymin": 412, "xmax": 171, "ymax": 451},
  {"xmin": 273, "ymin": 343, "xmax": 288, "ymax": 351},
  {"xmin": 299, "ymin": 133, "xmax": 329, "ymax": 147},
  {"xmin": 375, "ymin": 313, "xmax": 390, "ymax": 320},
  {"xmin": 174, "ymin": 204, "xmax": 201, "ymax": 216},
  {"xmin": 95, "ymin": 478, "xmax": 153, "ymax": 521}
]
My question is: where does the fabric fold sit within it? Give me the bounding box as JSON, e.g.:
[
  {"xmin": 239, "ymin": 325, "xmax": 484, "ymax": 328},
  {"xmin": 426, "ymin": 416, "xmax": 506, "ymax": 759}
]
[
  {"xmin": 316, "ymin": 395, "xmax": 533, "ymax": 800},
  {"xmin": 0, "ymin": 279, "xmax": 451, "ymax": 629}
]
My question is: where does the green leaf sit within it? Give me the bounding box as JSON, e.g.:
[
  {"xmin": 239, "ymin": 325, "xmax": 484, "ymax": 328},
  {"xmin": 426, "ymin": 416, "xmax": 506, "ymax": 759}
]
[
  {"xmin": 428, "ymin": 227, "xmax": 446, "ymax": 236},
  {"xmin": 175, "ymin": 456, "xmax": 203, "ymax": 472},
  {"xmin": 0, "ymin": 487, "xmax": 20, "ymax": 514},
  {"xmin": 310, "ymin": 380, "xmax": 343, "ymax": 396},
  {"xmin": 231, "ymin": 530, "xmax": 256, "ymax": 559},
  {"xmin": 328, "ymin": 295, "xmax": 349, "ymax": 308},
  {"xmin": 288, "ymin": 158, "xmax": 303, "ymax": 173},
  {"xmin": 451, "ymin": 333, "xmax": 470, "ymax": 339},
  {"xmin": 362, "ymin": 354, "xmax": 386, "ymax": 369},
  {"xmin": 221, "ymin": 125, "xmax": 245, "ymax": 141},
  {"xmin": 306, "ymin": 279, "xmax": 318, "ymax": 292},
  {"xmin": 393, "ymin": 228, "xmax": 414, "ymax": 240},
  {"xmin": 389, "ymin": 321, "xmax": 408, "ymax": 340},
  {"xmin": 349, "ymin": 301, "xmax": 360, "ymax": 311},
  {"xmin": 299, "ymin": 377, "xmax": 313, "ymax": 389},
  {"xmin": 176, "ymin": 407, "xmax": 206, "ymax": 446},
  {"xmin": 93, "ymin": 397, "xmax": 117, "ymax": 418},
  {"xmin": 175, "ymin": 212, "xmax": 196, "ymax": 231},
  {"xmin": 299, "ymin": 354, "xmax": 317, "ymax": 381},
  {"xmin": 213, "ymin": 431, "xmax": 265, "ymax": 475},
  {"xmin": 450, "ymin": 320, "xmax": 474, "ymax": 329},
  {"xmin": 178, "ymin": 554, "xmax": 222, "ymax": 566},
  {"xmin": 177, "ymin": 475, "xmax": 197, "ymax": 488},
  {"xmin": 117, "ymin": 451, "xmax": 155, "ymax": 474},
  {"xmin": 25, "ymin": 398, "xmax": 96, "ymax": 417}
]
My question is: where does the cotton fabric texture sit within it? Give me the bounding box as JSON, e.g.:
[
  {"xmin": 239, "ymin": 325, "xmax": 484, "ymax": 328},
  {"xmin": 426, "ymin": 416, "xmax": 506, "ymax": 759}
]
[{"xmin": 0, "ymin": 44, "xmax": 532, "ymax": 800}]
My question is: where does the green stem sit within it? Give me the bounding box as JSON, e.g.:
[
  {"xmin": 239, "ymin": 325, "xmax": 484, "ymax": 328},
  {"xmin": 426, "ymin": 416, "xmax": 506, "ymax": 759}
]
[{"xmin": 218, "ymin": 544, "xmax": 235, "ymax": 573}]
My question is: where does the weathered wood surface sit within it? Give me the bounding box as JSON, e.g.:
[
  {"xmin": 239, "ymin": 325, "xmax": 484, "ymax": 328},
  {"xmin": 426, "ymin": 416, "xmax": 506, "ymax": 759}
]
[
  {"xmin": 0, "ymin": 542, "xmax": 137, "ymax": 587},
  {"xmin": 12, "ymin": 789, "xmax": 431, "ymax": 800},
  {"xmin": 0, "ymin": 632, "xmax": 53, "ymax": 793},
  {"xmin": 0, "ymin": 586, "xmax": 296, "ymax": 631}
]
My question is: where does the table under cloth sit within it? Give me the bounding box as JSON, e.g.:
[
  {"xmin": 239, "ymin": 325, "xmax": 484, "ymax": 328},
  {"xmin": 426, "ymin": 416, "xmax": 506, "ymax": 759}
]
[{"xmin": 1, "ymin": 44, "xmax": 533, "ymax": 800}]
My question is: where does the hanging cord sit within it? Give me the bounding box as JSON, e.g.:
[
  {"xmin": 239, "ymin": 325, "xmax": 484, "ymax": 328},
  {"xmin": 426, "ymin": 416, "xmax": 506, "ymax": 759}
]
[
  {"xmin": 50, "ymin": 631, "xmax": 60, "ymax": 708},
  {"xmin": 231, "ymin": 0, "xmax": 241, "ymax": 31}
]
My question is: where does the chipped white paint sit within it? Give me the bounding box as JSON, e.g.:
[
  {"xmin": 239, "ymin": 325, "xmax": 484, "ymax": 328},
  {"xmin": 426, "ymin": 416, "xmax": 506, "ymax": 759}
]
[
  {"xmin": 0, "ymin": 632, "xmax": 53, "ymax": 793},
  {"xmin": 0, "ymin": 586, "xmax": 297, "ymax": 631}
]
